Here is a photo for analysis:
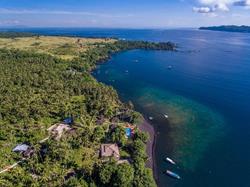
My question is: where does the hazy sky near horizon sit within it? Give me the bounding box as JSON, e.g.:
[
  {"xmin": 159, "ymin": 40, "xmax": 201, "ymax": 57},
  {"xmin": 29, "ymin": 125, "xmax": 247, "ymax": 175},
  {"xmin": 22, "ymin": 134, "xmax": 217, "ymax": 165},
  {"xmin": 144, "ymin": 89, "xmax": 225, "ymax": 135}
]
[{"xmin": 0, "ymin": 0, "xmax": 250, "ymax": 28}]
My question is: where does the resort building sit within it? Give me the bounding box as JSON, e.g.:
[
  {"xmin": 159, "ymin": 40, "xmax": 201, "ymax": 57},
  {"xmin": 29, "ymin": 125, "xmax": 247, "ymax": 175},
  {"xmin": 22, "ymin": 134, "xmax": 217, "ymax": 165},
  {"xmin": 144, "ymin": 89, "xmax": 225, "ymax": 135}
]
[
  {"xmin": 100, "ymin": 144, "xmax": 120, "ymax": 160},
  {"xmin": 12, "ymin": 144, "xmax": 34, "ymax": 158},
  {"xmin": 47, "ymin": 123, "xmax": 72, "ymax": 140}
]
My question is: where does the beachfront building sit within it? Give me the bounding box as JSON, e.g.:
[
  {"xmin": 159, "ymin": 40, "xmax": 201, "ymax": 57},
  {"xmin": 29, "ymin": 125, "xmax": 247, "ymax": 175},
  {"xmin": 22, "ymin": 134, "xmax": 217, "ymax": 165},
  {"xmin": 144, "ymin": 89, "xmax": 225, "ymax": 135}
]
[{"xmin": 100, "ymin": 144, "xmax": 120, "ymax": 160}]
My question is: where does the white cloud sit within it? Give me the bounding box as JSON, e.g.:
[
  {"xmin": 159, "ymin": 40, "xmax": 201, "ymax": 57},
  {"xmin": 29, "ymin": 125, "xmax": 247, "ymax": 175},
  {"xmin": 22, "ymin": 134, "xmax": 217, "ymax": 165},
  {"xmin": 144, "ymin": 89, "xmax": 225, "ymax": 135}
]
[
  {"xmin": 215, "ymin": 3, "xmax": 230, "ymax": 11},
  {"xmin": 194, "ymin": 0, "xmax": 250, "ymax": 14},
  {"xmin": 193, "ymin": 6, "xmax": 214, "ymax": 13}
]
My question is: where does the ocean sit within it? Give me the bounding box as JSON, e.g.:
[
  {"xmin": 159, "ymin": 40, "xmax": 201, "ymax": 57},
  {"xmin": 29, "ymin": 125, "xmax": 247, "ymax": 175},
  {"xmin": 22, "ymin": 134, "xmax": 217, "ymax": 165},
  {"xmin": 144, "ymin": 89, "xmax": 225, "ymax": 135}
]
[{"xmin": 4, "ymin": 28, "xmax": 250, "ymax": 187}]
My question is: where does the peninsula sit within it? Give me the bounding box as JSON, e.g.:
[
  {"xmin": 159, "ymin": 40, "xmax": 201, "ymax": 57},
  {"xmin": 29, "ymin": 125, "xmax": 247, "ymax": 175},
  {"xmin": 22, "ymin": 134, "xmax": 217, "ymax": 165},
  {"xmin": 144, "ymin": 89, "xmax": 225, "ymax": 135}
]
[
  {"xmin": 0, "ymin": 32, "xmax": 175, "ymax": 186},
  {"xmin": 199, "ymin": 25, "xmax": 250, "ymax": 33}
]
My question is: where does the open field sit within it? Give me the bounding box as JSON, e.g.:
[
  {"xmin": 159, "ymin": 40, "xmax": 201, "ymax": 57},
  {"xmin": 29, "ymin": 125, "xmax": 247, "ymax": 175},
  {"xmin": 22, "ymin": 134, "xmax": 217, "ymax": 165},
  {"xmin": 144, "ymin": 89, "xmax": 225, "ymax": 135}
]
[{"xmin": 0, "ymin": 36, "xmax": 115, "ymax": 60}]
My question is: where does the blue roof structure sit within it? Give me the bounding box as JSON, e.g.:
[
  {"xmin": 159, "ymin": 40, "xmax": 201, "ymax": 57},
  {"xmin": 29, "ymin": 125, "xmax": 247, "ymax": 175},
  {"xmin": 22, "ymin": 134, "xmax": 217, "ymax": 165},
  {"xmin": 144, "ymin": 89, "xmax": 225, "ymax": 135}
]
[
  {"xmin": 63, "ymin": 117, "xmax": 73, "ymax": 125},
  {"xmin": 125, "ymin": 128, "xmax": 132, "ymax": 137}
]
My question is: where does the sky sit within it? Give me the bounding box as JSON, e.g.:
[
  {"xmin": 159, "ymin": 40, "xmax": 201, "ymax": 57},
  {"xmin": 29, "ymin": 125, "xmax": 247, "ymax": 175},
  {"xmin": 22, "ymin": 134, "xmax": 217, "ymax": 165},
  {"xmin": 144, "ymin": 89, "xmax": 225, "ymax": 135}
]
[{"xmin": 0, "ymin": 0, "xmax": 250, "ymax": 28}]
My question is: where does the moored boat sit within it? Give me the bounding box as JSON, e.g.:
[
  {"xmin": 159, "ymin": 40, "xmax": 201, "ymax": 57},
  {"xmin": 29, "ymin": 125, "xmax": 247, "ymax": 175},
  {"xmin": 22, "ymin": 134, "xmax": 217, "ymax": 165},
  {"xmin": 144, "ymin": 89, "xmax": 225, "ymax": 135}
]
[
  {"xmin": 166, "ymin": 170, "xmax": 181, "ymax": 179},
  {"xmin": 166, "ymin": 157, "xmax": 176, "ymax": 165},
  {"xmin": 164, "ymin": 114, "xmax": 169, "ymax": 119}
]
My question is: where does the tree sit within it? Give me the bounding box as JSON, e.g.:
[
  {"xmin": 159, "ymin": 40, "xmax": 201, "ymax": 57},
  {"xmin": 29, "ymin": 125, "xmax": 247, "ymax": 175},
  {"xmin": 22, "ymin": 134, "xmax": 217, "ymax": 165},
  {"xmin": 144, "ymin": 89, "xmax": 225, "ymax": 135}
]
[
  {"xmin": 131, "ymin": 139, "xmax": 147, "ymax": 161},
  {"xmin": 63, "ymin": 177, "xmax": 88, "ymax": 187},
  {"xmin": 92, "ymin": 126, "xmax": 105, "ymax": 142},
  {"xmin": 111, "ymin": 126, "xmax": 127, "ymax": 146},
  {"xmin": 134, "ymin": 131, "xmax": 149, "ymax": 144},
  {"xmin": 98, "ymin": 162, "xmax": 117, "ymax": 185},
  {"xmin": 133, "ymin": 168, "xmax": 157, "ymax": 187},
  {"xmin": 113, "ymin": 163, "xmax": 134, "ymax": 187}
]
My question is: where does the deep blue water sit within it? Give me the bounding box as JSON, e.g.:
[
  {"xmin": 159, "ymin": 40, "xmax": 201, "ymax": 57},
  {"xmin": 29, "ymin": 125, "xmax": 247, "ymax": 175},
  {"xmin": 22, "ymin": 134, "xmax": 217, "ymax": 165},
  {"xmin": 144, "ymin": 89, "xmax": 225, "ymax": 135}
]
[{"xmin": 4, "ymin": 28, "xmax": 250, "ymax": 187}]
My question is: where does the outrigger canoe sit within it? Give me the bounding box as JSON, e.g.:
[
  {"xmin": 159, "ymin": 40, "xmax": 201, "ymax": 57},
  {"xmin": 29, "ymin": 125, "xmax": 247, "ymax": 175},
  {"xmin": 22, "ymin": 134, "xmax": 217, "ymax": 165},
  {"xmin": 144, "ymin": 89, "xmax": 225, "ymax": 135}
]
[
  {"xmin": 166, "ymin": 170, "xmax": 181, "ymax": 179},
  {"xmin": 166, "ymin": 157, "xmax": 176, "ymax": 165}
]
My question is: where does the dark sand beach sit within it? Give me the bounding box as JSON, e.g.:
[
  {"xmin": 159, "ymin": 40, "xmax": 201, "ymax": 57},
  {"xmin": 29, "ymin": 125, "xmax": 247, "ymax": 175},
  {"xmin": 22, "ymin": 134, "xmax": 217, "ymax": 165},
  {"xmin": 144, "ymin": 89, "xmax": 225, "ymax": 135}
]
[{"xmin": 139, "ymin": 120, "xmax": 157, "ymax": 180}]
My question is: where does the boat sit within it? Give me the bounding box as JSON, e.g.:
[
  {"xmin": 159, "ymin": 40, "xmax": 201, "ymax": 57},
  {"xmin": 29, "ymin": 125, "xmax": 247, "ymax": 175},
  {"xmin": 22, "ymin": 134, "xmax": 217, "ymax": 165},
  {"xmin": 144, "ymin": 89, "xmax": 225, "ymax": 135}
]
[
  {"xmin": 168, "ymin": 65, "xmax": 172, "ymax": 70},
  {"xmin": 164, "ymin": 114, "xmax": 169, "ymax": 119},
  {"xmin": 166, "ymin": 170, "xmax": 181, "ymax": 179},
  {"xmin": 149, "ymin": 116, "xmax": 153, "ymax": 120},
  {"xmin": 166, "ymin": 157, "xmax": 176, "ymax": 165}
]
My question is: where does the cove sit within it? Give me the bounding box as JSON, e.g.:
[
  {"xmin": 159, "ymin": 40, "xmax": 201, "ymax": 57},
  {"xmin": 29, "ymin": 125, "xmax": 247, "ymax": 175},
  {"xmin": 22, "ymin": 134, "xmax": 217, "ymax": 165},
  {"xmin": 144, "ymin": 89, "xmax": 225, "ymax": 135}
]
[{"xmin": 93, "ymin": 49, "xmax": 227, "ymax": 187}]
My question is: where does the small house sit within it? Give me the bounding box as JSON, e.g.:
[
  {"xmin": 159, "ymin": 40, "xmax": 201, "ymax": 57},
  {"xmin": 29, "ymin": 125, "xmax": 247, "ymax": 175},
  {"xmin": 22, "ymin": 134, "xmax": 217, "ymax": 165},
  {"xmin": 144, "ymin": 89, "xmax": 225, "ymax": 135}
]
[
  {"xmin": 12, "ymin": 144, "xmax": 34, "ymax": 158},
  {"xmin": 47, "ymin": 123, "xmax": 72, "ymax": 140},
  {"xmin": 100, "ymin": 144, "xmax": 120, "ymax": 160},
  {"xmin": 12, "ymin": 144, "xmax": 29, "ymax": 153}
]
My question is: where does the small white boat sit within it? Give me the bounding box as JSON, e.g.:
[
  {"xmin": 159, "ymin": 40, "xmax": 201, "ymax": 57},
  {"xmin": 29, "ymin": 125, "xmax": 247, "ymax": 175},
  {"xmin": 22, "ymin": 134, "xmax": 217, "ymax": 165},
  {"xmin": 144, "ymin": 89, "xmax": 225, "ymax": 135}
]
[
  {"xmin": 166, "ymin": 170, "xmax": 181, "ymax": 179},
  {"xmin": 149, "ymin": 116, "xmax": 153, "ymax": 120},
  {"xmin": 166, "ymin": 157, "xmax": 176, "ymax": 165},
  {"xmin": 164, "ymin": 114, "xmax": 169, "ymax": 119},
  {"xmin": 168, "ymin": 65, "xmax": 172, "ymax": 70}
]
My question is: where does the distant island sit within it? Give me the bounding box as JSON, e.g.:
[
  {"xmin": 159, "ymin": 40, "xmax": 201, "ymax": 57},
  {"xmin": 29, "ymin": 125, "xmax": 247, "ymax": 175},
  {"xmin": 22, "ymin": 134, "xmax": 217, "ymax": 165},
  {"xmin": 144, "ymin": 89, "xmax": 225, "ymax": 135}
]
[{"xmin": 199, "ymin": 25, "xmax": 250, "ymax": 33}]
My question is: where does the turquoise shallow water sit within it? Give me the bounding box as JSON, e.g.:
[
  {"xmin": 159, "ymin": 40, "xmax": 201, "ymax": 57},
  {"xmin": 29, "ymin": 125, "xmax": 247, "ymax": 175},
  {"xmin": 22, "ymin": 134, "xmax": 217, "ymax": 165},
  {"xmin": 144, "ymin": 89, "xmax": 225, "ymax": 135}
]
[
  {"xmin": 94, "ymin": 59, "xmax": 227, "ymax": 186},
  {"xmin": 136, "ymin": 87, "xmax": 225, "ymax": 170},
  {"xmin": 7, "ymin": 28, "xmax": 250, "ymax": 187}
]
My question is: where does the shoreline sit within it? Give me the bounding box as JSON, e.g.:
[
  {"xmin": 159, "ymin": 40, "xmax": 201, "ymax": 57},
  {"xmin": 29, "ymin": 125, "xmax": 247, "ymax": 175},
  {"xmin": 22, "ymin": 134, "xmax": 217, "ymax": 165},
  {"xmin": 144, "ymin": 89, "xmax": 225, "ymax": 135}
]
[{"xmin": 139, "ymin": 119, "xmax": 158, "ymax": 182}]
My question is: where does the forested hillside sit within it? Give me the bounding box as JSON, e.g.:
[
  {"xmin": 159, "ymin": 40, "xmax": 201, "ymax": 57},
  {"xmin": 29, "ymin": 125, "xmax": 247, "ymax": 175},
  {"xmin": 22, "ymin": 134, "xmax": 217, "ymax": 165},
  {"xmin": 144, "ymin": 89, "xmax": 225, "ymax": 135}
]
[{"xmin": 0, "ymin": 34, "xmax": 175, "ymax": 186}]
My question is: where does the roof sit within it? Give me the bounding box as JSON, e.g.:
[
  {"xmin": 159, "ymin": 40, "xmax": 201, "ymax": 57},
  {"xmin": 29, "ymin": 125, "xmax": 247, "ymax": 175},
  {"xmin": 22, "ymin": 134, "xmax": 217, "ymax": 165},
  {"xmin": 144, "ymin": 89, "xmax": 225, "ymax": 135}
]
[
  {"xmin": 100, "ymin": 144, "xmax": 120, "ymax": 159},
  {"xmin": 12, "ymin": 144, "xmax": 30, "ymax": 152},
  {"xmin": 63, "ymin": 117, "xmax": 73, "ymax": 125},
  {"xmin": 125, "ymin": 128, "xmax": 132, "ymax": 137},
  {"xmin": 47, "ymin": 123, "xmax": 72, "ymax": 140}
]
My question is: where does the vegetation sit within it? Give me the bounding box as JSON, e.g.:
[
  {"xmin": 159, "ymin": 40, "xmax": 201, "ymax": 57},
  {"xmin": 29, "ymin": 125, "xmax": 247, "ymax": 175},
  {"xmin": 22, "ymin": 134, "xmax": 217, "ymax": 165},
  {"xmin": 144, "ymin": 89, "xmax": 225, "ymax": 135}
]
[
  {"xmin": 0, "ymin": 33, "xmax": 175, "ymax": 186},
  {"xmin": 0, "ymin": 35, "xmax": 115, "ymax": 60},
  {"xmin": 113, "ymin": 40, "xmax": 176, "ymax": 51},
  {"xmin": 0, "ymin": 32, "xmax": 37, "ymax": 38},
  {"xmin": 199, "ymin": 25, "xmax": 250, "ymax": 33}
]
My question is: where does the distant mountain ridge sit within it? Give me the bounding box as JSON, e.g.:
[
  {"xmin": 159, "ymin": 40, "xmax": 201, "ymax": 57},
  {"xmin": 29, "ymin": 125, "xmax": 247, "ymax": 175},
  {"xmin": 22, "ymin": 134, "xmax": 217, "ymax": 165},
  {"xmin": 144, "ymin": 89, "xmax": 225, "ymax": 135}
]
[{"xmin": 199, "ymin": 25, "xmax": 250, "ymax": 33}]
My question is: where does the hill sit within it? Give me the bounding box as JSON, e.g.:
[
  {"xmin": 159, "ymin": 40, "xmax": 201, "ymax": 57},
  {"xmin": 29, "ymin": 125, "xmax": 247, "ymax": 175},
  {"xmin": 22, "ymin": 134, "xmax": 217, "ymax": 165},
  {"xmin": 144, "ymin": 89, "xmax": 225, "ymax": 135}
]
[{"xmin": 199, "ymin": 25, "xmax": 250, "ymax": 33}]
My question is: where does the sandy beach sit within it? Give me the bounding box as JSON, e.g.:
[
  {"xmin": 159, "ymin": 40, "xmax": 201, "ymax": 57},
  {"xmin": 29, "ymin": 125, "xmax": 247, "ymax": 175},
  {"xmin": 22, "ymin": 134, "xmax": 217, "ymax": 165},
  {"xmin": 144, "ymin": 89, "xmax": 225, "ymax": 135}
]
[{"xmin": 139, "ymin": 119, "xmax": 157, "ymax": 180}]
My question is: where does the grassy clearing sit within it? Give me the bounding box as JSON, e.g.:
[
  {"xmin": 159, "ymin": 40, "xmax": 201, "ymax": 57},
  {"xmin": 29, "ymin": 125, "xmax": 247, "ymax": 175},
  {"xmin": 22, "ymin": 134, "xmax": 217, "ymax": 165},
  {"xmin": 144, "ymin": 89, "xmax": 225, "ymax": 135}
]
[{"xmin": 0, "ymin": 36, "xmax": 116, "ymax": 60}]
